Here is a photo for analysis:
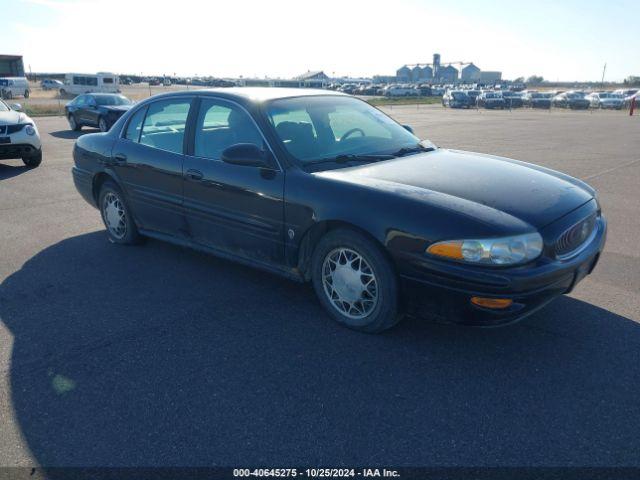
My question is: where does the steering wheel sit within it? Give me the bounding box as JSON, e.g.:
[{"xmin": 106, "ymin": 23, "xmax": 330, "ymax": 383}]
[{"xmin": 339, "ymin": 128, "xmax": 365, "ymax": 142}]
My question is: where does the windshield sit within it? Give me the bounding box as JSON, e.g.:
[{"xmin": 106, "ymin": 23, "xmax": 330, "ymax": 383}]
[
  {"xmin": 451, "ymin": 92, "xmax": 468, "ymax": 100},
  {"xmin": 0, "ymin": 100, "xmax": 9, "ymax": 112},
  {"xmin": 266, "ymin": 96, "xmax": 424, "ymax": 165},
  {"xmin": 94, "ymin": 95, "xmax": 132, "ymax": 106}
]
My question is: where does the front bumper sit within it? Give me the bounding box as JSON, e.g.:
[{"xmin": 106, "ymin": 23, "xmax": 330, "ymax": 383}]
[
  {"xmin": 0, "ymin": 126, "xmax": 42, "ymax": 160},
  {"xmin": 398, "ymin": 214, "xmax": 607, "ymax": 326}
]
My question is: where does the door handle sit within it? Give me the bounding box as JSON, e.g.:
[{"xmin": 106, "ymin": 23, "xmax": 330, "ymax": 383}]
[
  {"xmin": 114, "ymin": 153, "xmax": 127, "ymax": 163},
  {"xmin": 185, "ymin": 169, "xmax": 204, "ymax": 181}
]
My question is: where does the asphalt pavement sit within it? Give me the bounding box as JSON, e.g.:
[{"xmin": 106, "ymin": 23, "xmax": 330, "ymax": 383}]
[{"xmin": 0, "ymin": 107, "xmax": 639, "ymax": 468}]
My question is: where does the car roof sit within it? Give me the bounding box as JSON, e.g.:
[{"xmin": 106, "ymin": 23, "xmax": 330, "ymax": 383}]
[{"xmin": 171, "ymin": 87, "xmax": 347, "ymax": 103}]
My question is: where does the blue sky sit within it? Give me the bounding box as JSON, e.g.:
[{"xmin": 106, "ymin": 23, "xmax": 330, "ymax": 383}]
[{"xmin": 3, "ymin": 0, "xmax": 639, "ymax": 81}]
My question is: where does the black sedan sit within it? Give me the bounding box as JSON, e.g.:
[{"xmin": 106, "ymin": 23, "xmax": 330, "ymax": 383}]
[
  {"xmin": 71, "ymin": 88, "xmax": 606, "ymax": 333},
  {"xmin": 65, "ymin": 93, "xmax": 134, "ymax": 132}
]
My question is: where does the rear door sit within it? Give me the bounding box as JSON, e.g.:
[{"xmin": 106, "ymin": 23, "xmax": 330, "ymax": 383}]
[
  {"xmin": 182, "ymin": 96, "xmax": 285, "ymax": 265},
  {"xmin": 109, "ymin": 97, "xmax": 194, "ymax": 236}
]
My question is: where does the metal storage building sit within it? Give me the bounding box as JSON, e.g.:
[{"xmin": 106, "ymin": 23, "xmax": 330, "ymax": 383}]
[
  {"xmin": 461, "ymin": 63, "xmax": 481, "ymax": 82},
  {"xmin": 396, "ymin": 66, "xmax": 411, "ymax": 82},
  {"xmin": 0, "ymin": 55, "xmax": 25, "ymax": 77}
]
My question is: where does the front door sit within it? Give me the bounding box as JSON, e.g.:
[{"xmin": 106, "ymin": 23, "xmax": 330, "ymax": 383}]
[
  {"xmin": 182, "ymin": 97, "xmax": 285, "ymax": 266},
  {"xmin": 110, "ymin": 97, "xmax": 194, "ymax": 236}
]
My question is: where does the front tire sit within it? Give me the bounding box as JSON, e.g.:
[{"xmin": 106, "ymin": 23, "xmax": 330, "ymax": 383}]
[
  {"xmin": 98, "ymin": 180, "xmax": 142, "ymax": 245},
  {"xmin": 98, "ymin": 117, "xmax": 109, "ymax": 132},
  {"xmin": 311, "ymin": 229, "xmax": 402, "ymax": 333},
  {"xmin": 68, "ymin": 114, "xmax": 81, "ymax": 131},
  {"xmin": 22, "ymin": 150, "xmax": 42, "ymax": 168}
]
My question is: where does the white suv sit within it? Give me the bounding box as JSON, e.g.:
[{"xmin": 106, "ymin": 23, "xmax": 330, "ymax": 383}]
[{"xmin": 0, "ymin": 100, "xmax": 42, "ymax": 167}]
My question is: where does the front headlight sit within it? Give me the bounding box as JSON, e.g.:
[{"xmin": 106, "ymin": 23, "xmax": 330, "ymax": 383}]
[
  {"xmin": 25, "ymin": 125, "xmax": 36, "ymax": 136},
  {"xmin": 427, "ymin": 232, "xmax": 543, "ymax": 266}
]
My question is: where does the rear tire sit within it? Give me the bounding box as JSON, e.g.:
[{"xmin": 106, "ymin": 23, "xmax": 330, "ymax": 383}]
[
  {"xmin": 311, "ymin": 228, "xmax": 402, "ymax": 333},
  {"xmin": 98, "ymin": 117, "xmax": 109, "ymax": 132},
  {"xmin": 22, "ymin": 150, "xmax": 42, "ymax": 168},
  {"xmin": 24, "ymin": 90, "xmax": 30, "ymax": 99},
  {"xmin": 98, "ymin": 180, "xmax": 143, "ymax": 245}
]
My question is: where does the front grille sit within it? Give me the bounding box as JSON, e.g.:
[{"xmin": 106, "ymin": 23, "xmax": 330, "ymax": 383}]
[{"xmin": 555, "ymin": 213, "xmax": 598, "ymax": 259}]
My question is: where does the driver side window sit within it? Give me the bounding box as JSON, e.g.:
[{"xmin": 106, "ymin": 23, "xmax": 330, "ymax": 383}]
[{"xmin": 194, "ymin": 99, "xmax": 264, "ymax": 160}]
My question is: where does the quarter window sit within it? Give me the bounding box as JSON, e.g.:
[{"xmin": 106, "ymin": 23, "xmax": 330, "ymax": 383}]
[
  {"xmin": 124, "ymin": 107, "xmax": 147, "ymax": 142},
  {"xmin": 194, "ymin": 99, "xmax": 263, "ymax": 160},
  {"xmin": 139, "ymin": 99, "xmax": 191, "ymax": 154}
]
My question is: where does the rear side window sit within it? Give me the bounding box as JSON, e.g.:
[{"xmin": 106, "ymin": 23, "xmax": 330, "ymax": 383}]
[
  {"xmin": 124, "ymin": 107, "xmax": 147, "ymax": 142},
  {"xmin": 139, "ymin": 99, "xmax": 191, "ymax": 154}
]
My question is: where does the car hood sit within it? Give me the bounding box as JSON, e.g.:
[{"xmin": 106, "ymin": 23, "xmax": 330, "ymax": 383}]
[
  {"xmin": 0, "ymin": 110, "xmax": 27, "ymax": 125},
  {"xmin": 316, "ymin": 149, "xmax": 594, "ymax": 229}
]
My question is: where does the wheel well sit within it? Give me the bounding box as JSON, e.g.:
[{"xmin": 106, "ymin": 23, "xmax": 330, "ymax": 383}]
[
  {"xmin": 296, "ymin": 220, "xmax": 388, "ymax": 281},
  {"xmin": 92, "ymin": 172, "xmax": 115, "ymax": 204}
]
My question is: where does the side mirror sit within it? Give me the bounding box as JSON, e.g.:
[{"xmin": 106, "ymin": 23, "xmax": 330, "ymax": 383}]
[
  {"xmin": 11, "ymin": 103, "xmax": 22, "ymax": 112},
  {"xmin": 402, "ymin": 125, "xmax": 414, "ymax": 134},
  {"xmin": 221, "ymin": 143, "xmax": 272, "ymax": 168}
]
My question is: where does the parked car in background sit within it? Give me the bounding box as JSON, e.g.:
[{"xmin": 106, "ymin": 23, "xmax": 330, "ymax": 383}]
[
  {"xmin": 553, "ymin": 91, "xmax": 590, "ymax": 109},
  {"xmin": 476, "ymin": 91, "xmax": 505, "ymax": 109},
  {"xmin": 163, "ymin": 78, "xmax": 172, "ymax": 87},
  {"xmin": 60, "ymin": 73, "xmax": 120, "ymax": 95},
  {"xmin": 41, "ymin": 79, "xmax": 64, "ymax": 91},
  {"xmin": 0, "ymin": 77, "xmax": 30, "ymax": 99},
  {"xmin": 65, "ymin": 93, "xmax": 134, "ymax": 132},
  {"xmin": 523, "ymin": 91, "xmax": 553, "ymax": 109},
  {"xmin": 384, "ymin": 85, "xmax": 419, "ymax": 97},
  {"xmin": 465, "ymin": 90, "xmax": 481, "ymax": 103},
  {"xmin": 0, "ymin": 99, "xmax": 42, "ymax": 167},
  {"xmin": 613, "ymin": 88, "xmax": 638, "ymax": 98},
  {"xmin": 624, "ymin": 90, "xmax": 640, "ymax": 109},
  {"xmin": 502, "ymin": 91, "xmax": 524, "ymax": 108},
  {"xmin": 416, "ymin": 84, "xmax": 432, "ymax": 96},
  {"xmin": 442, "ymin": 90, "xmax": 472, "ymax": 108},
  {"xmin": 148, "ymin": 78, "xmax": 161, "ymax": 86},
  {"xmin": 71, "ymin": 88, "xmax": 606, "ymax": 333},
  {"xmin": 355, "ymin": 84, "xmax": 379, "ymax": 96},
  {"xmin": 586, "ymin": 92, "xmax": 625, "ymax": 109}
]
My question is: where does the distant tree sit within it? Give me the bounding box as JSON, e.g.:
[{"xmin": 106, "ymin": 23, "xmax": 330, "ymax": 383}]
[
  {"xmin": 624, "ymin": 76, "xmax": 640, "ymax": 86},
  {"xmin": 526, "ymin": 75, "xmax": 544, "ymax": 85},
  {"xmin": 513, "ymin": 77, "xmax": 525, "ymax": 83}
]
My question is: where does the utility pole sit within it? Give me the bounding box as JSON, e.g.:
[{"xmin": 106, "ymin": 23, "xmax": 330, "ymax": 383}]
[{"xmin": 600, "ymin": 63, "xmax": 607, "ymax": 88}]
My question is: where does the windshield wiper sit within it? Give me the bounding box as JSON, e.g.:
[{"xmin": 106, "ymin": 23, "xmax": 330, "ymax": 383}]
[
  {"xmin": 306, "ymin": 153, "xmax": 395, "ymax": 167},
  {"xmin": 392, "ymin": 144, "xmax": 435, "ymax": 157}
]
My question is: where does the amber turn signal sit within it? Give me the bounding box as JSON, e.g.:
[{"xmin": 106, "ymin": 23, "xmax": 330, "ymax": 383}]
[
  {"xmin": 470, "ymin": 297, "xmax": 513, "ymax": 309},
  {"xmin": 426, "ymin": 241, "xmax": 463, "ymax": 259}
]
